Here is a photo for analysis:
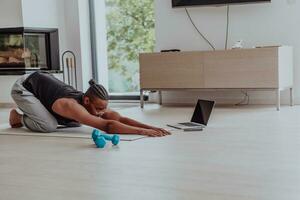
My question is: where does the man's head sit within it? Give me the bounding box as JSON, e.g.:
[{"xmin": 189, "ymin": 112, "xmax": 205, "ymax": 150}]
[{"xmin": 83, "ymin": 79, "xmax": 109, "ymax": 116}]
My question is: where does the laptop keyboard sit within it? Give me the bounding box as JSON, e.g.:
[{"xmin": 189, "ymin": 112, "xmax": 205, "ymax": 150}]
[{"xmin": 178, "ymin": 122, "xmax": 200, "ymax": 127}]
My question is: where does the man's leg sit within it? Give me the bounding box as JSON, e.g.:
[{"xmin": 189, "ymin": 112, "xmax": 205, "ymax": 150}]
[{"xmin": 10, "ymin": 75, "xmax": 58, "ymax": 133}]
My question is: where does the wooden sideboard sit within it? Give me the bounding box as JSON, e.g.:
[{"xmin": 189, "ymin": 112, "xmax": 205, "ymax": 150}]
[{"xmin": 139, "ymin": 46, "xmax": 293, "ymax": 110}]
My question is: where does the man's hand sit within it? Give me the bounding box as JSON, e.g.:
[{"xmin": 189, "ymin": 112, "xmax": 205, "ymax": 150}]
[
  {"xmin": 141, "ymin": 128, "xmax": 171, "ymax": 137},
  {"xmin": 150, "ymin": 127, "xmax": 171, "ymax": 135},
  {"xmin": 103, "ymin": 111, "xmax": 169, "ymax": 133}
]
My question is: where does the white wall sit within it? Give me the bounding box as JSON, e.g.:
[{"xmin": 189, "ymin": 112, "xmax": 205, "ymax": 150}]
[
  {"xmin": 154, "ymin": 0, "xmax": 299, "ymax": 105},
  {"xmin": 94, "ymin": 0, "xmax": 109, "ymax": 89},
  {"xmin": 21, "ymin": 0, "xmax": 62, "ymax": 28},
  {"xmin": 77, "ymin": 0, "xmax": 93, "ymax": 91},
  {"xmin": 0, "ymin": 0, "xmax": 23, "ymax": 103},
  {"xmin": 62, "ymin": 0, "xmax": 93, "ymax": 91},
  {"xmin": 0, "ymin": 0, "xmax": 23, "ymax": 27}
]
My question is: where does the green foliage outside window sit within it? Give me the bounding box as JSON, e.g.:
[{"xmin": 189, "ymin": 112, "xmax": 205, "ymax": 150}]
[{"xmin": 106, "ymin": 0, "xmax": 155, "ymax": 93}]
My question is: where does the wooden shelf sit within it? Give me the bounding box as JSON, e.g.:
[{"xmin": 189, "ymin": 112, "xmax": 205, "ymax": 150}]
[{"xmin": 139, "ymin": 46, "xmax": 294, "ymax": 110}]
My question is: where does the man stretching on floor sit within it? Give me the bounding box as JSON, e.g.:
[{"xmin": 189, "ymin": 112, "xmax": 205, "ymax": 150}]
[{"xmin": 9, "ymin": 71, "xmax": 170, "ymax": 137}]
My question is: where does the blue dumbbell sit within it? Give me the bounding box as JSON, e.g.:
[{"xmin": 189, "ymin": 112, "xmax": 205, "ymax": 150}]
[
  {"xmin": 94, "ymin": 136, "xmax": 106, "ymax": 148},
  {"xmin": 92, "ymin": 129, "xmax": 120, "ymax": 148},
  {"xmin": 92, "ymin": 129, "xmax": 100, "ymax": 142},
  {"xmin": 92, "ymin": 129, "xmax": 106, "ymax": 148},
  {"xmin": 101, "ymin": 134, "xmax": 120, "ymax": 145}
]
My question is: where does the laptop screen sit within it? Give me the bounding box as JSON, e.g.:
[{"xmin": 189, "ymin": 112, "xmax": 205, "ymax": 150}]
[{"xmin": 191, "ymin": 99, "xmax": 215, "ymax": 125}]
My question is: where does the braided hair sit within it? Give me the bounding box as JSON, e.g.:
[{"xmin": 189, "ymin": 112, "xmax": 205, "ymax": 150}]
[{"xmin": 85, "ymin": 79, "xmax": 109, "ymax": 100}]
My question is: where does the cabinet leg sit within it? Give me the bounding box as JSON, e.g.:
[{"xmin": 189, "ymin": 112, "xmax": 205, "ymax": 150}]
[
  {"xmin": 158, "ymin": 90, "xmax": 162, "ymax": 105},
  {"xmin": 140, "ymin": 89, "xmax": 144, "ymax": 109},
  {"xmin": 290, "ymin": 88, "xmax": 294, "ymax": 107},
  {"xmin": 276, "ymin": 89, "xmax": 280, "ymax": 111}
]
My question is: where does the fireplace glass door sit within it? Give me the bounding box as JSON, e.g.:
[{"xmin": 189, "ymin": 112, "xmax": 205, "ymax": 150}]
[
  {"xmin": 0, "ymin": 33, "xmax": 49, "ymax": 71},
  {"xmin": 24, "ymin": 33, "xmax": 48, "ymax": 69},
  {"xmin": 0, "ymin": 34, "xmax": 25, "ymax": 70},
  {"xmin": 0, "ymin": 27, "xmax": 59, "ymax": 75}
]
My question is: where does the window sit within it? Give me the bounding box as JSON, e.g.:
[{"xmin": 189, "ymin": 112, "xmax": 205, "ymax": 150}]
[{"xmin": 105, "ymin": 0, "xmax": 155, "ymax": 94}]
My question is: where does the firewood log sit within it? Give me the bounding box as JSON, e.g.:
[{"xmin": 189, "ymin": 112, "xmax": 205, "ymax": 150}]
[
  {"xmin": 8, "ymin": 57, "xmax": 23, "ymax": 63},
  {"xmin": 0, "ymin": 48, "xmax": 24, "ymax": 59},
  {"xmin": 0, "ymin": 57, "xmax": 8, "ymax": 64}
]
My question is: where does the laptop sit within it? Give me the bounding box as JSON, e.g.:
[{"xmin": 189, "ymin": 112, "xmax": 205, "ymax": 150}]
[{"xmin": 167, "ymin": 99, "xmax": 215, "ymax": 131}]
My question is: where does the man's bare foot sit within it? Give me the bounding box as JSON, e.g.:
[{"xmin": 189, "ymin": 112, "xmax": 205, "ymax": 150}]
[{"xmin": 9, "ymin": 109, "xmax": 23, "ymax": 128}]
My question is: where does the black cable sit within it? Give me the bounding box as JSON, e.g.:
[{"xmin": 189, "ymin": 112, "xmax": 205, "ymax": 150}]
[
  {"xmin": 185, "ymin": 8, "xmax": 216, "ymax": 51},
  {"xmin": 225, "ymin": 5, "xmax": 230, "ymax": 50}
]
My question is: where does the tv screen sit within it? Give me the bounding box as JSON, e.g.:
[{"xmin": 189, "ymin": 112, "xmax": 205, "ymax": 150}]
[{"xmin": 172, "ymin": 0, "xmax": 271, "ymax": 7}]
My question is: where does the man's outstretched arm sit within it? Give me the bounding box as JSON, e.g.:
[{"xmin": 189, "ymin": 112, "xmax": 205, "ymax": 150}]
[
  {"xmin": 102, "ymin": 110, "xmax": 171, "ymax": 135},
  {"xmin": 52, "ymin": 99, "xmax": 166, "ymax": 137}
]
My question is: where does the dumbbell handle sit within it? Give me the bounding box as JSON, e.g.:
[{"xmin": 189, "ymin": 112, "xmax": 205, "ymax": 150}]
[
  {"xmin": 93, "ymin": 130, "xmax": 114, "ymax": 139},
  {"xmin": 92, "ymin": 130, "xmax": 111, "ymax": 140},
  {"xmin": 102, "ymin": 134, "xmax": 120, "ymax": 145},
  {"xmin": 101, "ymin": 134, "xmax": 114, "ymax": 140}
]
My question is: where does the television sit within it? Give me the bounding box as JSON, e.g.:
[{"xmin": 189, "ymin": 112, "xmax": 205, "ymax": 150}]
[{"xmin": 172, "ymin": 0, "xmax": 271, "ymax": 7}]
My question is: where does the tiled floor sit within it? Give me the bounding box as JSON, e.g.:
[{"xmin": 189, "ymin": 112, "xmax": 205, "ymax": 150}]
[{"xmin": 1, "ymin": 104, "xmax": 300, "ymax": 200}]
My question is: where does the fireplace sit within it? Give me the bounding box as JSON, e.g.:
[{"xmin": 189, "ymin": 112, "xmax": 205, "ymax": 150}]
[{"xmin": 0, "ymin": 27, "xmax": 60, "ymax": 75}]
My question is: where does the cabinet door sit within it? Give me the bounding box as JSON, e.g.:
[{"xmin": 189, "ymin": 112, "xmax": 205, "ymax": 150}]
[
  {"xmin": 204, "ymin": 48, "xmax": 278, "ymax": 88},
  {"xmin": 139, "ymin": 52, "xmax": 204, "ymax": 89}
]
